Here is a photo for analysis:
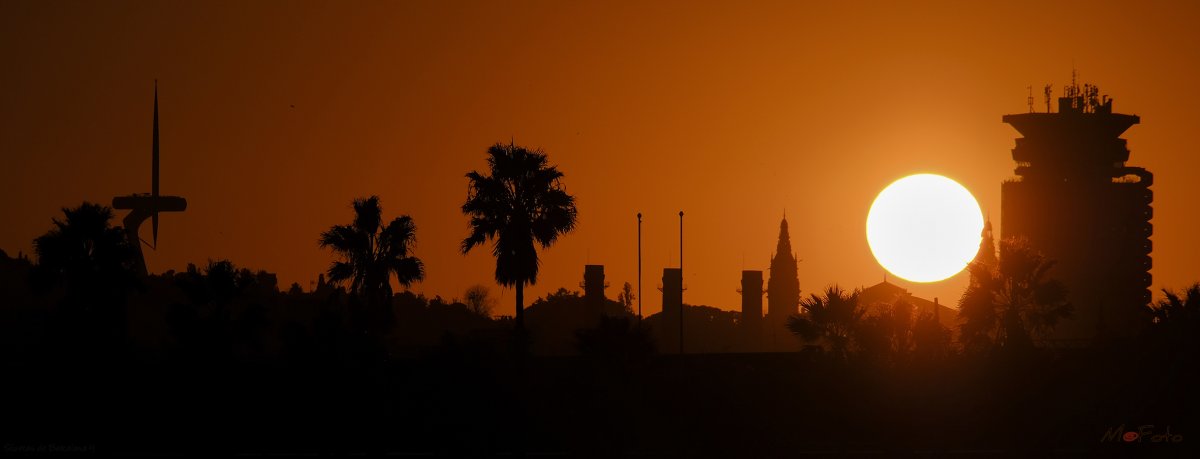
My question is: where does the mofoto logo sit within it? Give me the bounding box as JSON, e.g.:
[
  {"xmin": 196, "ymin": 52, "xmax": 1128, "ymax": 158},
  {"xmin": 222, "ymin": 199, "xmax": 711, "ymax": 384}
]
[{"xmin": 1101, "ymin": 424, "xmax": 1184, "ymax": 443}]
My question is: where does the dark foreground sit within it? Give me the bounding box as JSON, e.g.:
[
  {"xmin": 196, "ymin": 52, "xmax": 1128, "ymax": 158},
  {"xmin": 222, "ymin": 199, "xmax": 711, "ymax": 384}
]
[{"xmin": 2, "ymin": 341, "xmax": 1196, "ymax": 457}]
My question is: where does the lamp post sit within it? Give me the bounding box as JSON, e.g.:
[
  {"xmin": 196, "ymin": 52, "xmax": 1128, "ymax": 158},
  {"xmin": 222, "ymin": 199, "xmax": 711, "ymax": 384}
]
[
  {"xmin": 637, "ymin": 212, "xmax": 642, "ymax": 323},
  {"xmin": 679, "ymin": 210, "xmax": 684, "ymax": 354}
]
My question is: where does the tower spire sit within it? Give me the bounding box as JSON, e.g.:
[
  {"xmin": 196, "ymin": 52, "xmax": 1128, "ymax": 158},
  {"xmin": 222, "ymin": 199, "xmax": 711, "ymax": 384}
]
[{"xmin": 112, "ymin": 81, "xmax": 187, "ymax": 276}]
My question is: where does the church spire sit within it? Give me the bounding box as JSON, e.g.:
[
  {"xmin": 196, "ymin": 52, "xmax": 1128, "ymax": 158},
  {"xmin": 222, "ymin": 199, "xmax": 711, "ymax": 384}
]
[
  {"xmin": 774, "ymin": 214, "xmax": 795, "ymax": 260},
  {"xmin": 767, "ymin": 214, "xmax": 800, "ymax": 326}
]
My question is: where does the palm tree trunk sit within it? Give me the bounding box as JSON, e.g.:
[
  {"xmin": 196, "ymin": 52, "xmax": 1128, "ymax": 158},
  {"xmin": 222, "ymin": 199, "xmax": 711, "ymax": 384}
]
[
  {"xmin": 515, "ymin": 282, "xmax": 525, "ymax": 331},
  {"xmin": 512, "ymin": 282, "xmax": 530, "ymax": 360}
]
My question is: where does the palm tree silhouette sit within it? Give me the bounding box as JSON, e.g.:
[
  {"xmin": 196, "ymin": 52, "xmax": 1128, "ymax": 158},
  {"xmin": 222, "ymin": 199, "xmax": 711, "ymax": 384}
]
[
  {"xmin": 32, "ymin": 202, "xmax": 140, "ymax": 353},
  {"xmin": 1146, "ymin": 283, "xmax": 1200, "ymax": 351},
  {"xmin": 32, "ymin": 202, "xmax": 138, "ymax": 298},
  {"xmin": 319, "ymin": 196, "xmax": 424, "ymax": 307},
  {"xmin": 787, "ymin": 285, "xmax": 863, "ymax": 360},
  {"xmin": 461, "ymin": 142, "xmax": 578, "ymax": 332},
  {"xmin": 1149, "ymin": 283, "xmax": 1200, "ymax": 325},
  {"xmin": 958, "ymin": 237, "xmax": 1072, "ymax": 352}
]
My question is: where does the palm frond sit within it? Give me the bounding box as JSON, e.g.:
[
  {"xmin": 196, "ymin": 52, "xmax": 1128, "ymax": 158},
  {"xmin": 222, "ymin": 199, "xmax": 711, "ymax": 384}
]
[
  {"xmin": 327, "ymin": 261, "xmax": 355, "ymax": 286},
  {"xmin": 352, "ymin": 196, "xmax": 383, "ymax": 236},
  {"xmin": 380, "ymin": 216, "xmax": 417, "ymax": 258},
  {"xmin": 390, "ymin": 257, "xmax": 424, "ymax": 287}
]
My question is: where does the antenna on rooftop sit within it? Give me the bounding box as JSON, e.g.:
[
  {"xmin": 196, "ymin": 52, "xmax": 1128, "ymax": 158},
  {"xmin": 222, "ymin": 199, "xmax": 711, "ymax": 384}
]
[
  {"xmin": 1027, "ymin": 85, "xmax": 1034, "ymax": 113},
  {"xmin": 1044, "ymin": 84, "xmax": 1053, "ymax": 113}
]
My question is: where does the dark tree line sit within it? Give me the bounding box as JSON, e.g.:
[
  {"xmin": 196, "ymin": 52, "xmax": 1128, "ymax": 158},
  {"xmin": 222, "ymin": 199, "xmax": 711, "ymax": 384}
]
[{"xmin": 3, "ymin": 142, "xmax": 1200, "ymax": 456}]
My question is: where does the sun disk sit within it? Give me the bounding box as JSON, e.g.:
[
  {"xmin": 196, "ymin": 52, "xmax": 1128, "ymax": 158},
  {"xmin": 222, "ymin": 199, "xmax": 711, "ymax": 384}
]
[{"xmin": 866, "ymin": 174, "xmax": 984, "ymax": 283}]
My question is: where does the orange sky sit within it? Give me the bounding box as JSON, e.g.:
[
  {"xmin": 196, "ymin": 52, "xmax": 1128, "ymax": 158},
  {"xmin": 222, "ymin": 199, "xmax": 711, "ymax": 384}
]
[{"xmin": 3, "ymin": 0, "xmax": 1199, "ymax": 318}]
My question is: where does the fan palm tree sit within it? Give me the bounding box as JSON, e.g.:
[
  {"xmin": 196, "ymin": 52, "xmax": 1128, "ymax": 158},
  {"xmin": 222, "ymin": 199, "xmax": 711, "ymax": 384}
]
[
  {"xmin": 319, "ymin": 196, "xmax": 424, "ymax": 306},
  {"xmin": 461, "ymin": 142, "xmax": 578, "ymax": 332},
  {"xmin": 958, "ymin": 237, "xmax": 1072, "ymax": 352},
  {"xmin": 787, "ymin": 286, "xmax": 864, "ymax": 360}
]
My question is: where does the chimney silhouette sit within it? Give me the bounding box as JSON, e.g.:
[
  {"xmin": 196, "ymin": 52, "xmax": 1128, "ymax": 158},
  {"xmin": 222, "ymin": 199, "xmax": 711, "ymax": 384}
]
[
  {"xmin": 661, "ymin": 268, "xmax": 683, "ymax": 353},
  {"xmin": 741, "ymin": 270, "xmax": 764, "ymax": 349}
]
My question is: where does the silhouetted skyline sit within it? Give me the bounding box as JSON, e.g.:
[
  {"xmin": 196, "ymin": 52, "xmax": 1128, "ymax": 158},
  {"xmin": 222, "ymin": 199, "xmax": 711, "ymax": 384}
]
[
  {"xmin": 3, "ymin": 5, "xmax": 1200, "ymax": 453},
  {"xmin": 5, "ymin": 2, "xmax": 1200, "ymax": 317}
]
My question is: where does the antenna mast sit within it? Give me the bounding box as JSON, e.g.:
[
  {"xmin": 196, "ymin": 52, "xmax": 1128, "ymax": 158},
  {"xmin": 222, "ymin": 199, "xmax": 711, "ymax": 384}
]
[{"xmin": 1043, "ymin": 84, "xmax": 1053, "ymax": 113}]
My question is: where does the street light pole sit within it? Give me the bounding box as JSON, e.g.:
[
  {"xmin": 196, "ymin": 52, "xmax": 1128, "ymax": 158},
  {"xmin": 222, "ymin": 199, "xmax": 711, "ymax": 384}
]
[
  {"xmin": 678, "ymin": 210, "xmax": 684, "ymax": 354},
  {"xmin": 637, "ymin": 212, "xmax": 642, "ymax": 324}
]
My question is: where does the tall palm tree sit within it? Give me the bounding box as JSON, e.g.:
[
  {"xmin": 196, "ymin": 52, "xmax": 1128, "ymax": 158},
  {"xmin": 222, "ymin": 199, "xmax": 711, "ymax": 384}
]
[
  {"xmin": 787, "ymin": 286, "xmax": 864, "ymax": 360},
  {"xmin": 958, "ymin": 237, "xmax": 1072, "ymax": 352},
  {"xmin": 461, "ymin": 142, "xmax": 578, "ymax": 331},
  {"xmin": 319, "ymin": 196, "xmax": 424, "ymax": 306}
]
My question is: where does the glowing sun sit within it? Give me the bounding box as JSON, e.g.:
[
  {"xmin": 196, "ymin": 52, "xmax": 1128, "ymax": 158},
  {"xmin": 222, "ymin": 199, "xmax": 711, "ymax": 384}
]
[{"xmin": 866, "ymin": 174, "xmax": 984, "ymax": 283}]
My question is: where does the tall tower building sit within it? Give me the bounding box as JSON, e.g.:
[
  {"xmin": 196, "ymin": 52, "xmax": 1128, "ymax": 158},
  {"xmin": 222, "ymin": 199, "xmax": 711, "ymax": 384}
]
[
  {"xmin": 1001, "ymin": 81, "xmax": 1153, "ymax": 344},
  {"xmin": 112, "ymin": 83, "xmax": 187, "ymax": 276},
  {"xmin": 766, "ymin": 216, "xmax": 800, "ymax": 348},
  {"xmin": 582, "ymin": 265, "xmax": 607, "ymax": 301},
  {"xmin": 582, "ymin": 264, "xmax": 607, "ymax": 316}
]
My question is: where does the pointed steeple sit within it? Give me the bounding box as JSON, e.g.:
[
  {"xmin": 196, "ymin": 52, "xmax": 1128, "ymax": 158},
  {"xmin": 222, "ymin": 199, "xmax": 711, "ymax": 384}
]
[{"xmin": 774, "ymin": 215, "xmax": 795, "ymax": 261}]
